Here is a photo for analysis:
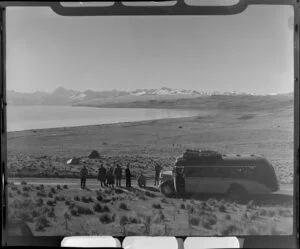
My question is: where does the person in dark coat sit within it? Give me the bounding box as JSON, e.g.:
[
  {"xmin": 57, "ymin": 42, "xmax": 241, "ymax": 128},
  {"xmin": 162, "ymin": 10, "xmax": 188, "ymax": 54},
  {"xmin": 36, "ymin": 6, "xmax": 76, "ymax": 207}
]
[
  {"xmin": 114, "ymin": 164, "xmax": 122, "ymax": 187},
  {"xmin": 137, "ymin": 172, "xmax": 146, "ymax": 188},
  {"xmin": 80, "ymin": 165, "xmax": 88, "ymax": 189},
  {"xmin": 97, "ymin": 164, "xmax": 107, "ymax": 187},
  {"xmin": 154, "ymin": 162, "xmax": 162, "ymax": 186},
  {"xmin": 125, "ymin": 163, "xmax": 132, "ymax": 188},
  {"xmin": 106, "ymin": 167, "xmax": 115, "ymax": 187}
]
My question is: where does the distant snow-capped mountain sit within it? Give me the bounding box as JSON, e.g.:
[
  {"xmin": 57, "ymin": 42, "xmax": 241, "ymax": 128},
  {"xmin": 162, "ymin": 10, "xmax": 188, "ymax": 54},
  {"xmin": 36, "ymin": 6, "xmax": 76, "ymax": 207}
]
[
  {"xmin": 7, "ymin": 87, "xmax": 209, "ymax": 105},
  {"xmin": 130, "ymin": 87, "xmax": 204, "ymax": 96},
  {"xmin": 8, "ymin": 87, "xmax": 283, "ymax": 106}
]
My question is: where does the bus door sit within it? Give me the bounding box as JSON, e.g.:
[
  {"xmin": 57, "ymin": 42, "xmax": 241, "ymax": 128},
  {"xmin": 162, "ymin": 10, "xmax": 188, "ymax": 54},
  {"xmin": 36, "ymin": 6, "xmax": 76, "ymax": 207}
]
[{"xmin": 174, "ymin": 166, "xmax": 185, "ymax": 194}]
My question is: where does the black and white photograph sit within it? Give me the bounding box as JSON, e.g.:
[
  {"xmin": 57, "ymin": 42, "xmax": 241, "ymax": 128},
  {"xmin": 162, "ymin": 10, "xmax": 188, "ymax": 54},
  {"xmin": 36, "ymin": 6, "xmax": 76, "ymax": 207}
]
[{"xmin": 4, "ymin": 2, "xmax": 295, "ymax": 237}]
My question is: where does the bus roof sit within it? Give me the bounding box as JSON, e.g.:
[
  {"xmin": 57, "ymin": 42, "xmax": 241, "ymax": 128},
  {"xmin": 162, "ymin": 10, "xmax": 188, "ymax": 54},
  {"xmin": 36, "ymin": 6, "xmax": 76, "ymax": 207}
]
[{"xmin": 175, "ymin": 154, "xmax": 268, "ymax": 167}]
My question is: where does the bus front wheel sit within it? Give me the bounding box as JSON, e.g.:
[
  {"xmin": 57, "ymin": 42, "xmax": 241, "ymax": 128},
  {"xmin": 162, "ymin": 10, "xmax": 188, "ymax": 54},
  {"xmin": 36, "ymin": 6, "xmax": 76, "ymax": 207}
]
[
  {"xmin": 227, "ymin": 184, "xmax": 248, "ymax": 201},
  {"xmin": 160, "ymin": 181, "xmax": 175, "ymax": 197}
]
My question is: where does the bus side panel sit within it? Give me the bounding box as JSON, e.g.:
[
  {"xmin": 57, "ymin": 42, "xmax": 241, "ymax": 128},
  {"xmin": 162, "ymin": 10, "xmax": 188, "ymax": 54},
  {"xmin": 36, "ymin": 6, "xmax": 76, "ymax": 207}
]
[
  {"xmin": 185, "ymin": 177, "xmax": 273, "ymax": 194},
  {"xmin": 185, "ymin": 177, "xmax": 230, "ymax": 194}
]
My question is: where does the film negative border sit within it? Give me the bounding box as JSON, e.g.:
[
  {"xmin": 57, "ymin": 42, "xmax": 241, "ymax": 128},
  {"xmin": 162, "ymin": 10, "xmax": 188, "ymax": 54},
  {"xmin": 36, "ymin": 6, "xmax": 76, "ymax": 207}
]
[{"xmin": 0, "ymin": 0, "xmax": 299, "ymax": 247}]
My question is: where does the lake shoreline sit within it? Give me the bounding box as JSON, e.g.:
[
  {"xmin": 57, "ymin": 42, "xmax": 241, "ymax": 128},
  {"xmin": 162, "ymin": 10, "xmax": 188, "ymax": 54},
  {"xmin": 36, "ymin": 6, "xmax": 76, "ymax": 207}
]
[{"xmin": 7, "ymin": 105, "xmax": 204, "ymax": 132}]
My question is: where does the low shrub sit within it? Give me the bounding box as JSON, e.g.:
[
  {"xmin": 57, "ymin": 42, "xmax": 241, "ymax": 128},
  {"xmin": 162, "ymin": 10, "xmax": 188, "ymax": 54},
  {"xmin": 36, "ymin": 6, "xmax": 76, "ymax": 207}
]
[
  {"xmin": 76, "ymin": 205, "xmax": 94, "ymax": 215},
  {"xmin": 74, "ymin": 196, "xmax": 80, "ymax": 201},
  {"xmin": 50, "ymin": 188, "xmax": 56, "ymax": 194},
  {"xmin": 70, "ymin": 208, "xmax": 79, "ymax": 216},
  {"xmin": 55, "ymin": 196, "xmax": 65, "ymax": 202},
  {"xmin": 64, "ymin": 212, "xmax": 71, "ymax": 220},
  {"xmin": 99, "ymin": 214, "xmax": 113, "ymax": 224},
  {"xmin": 65, "ymin": 200, "xmax": 71, "ymax": 206},
  {"xmin": 22, "ymin": 186, "xmax": 31, "ymax": 192},
  {"xmin": 180, "ymin": 204, "xmax": 185, "ymax": 209},
  {"xmin": 103, "ymin": 205, "xmax": 110, "ymax": 212},
  {"xmin": 219, "ymin": 205, "xmax": 227, "ymax": 212},
  {"xmin": 119, "ymin": 203, "xmax": 129, "ymax": 210},
  {"xmin": 225, "ymin": 214, "xmax": 231, "ymax": 220},
  {"xmin": 57, "ymin": 185, "xmax": 61, "ymax": 190},
  {"xmin": 31, "ymin": 209, "xmax": 41, "ymax": 218},
  {"xmin": 35, "ymin": 216, "xmax": 50, "ymax": 231},
  {"xmin": 115, "ymin": 188, "xmax": 124, "ymax": 194},
  {"xmin": 93, "ymin": 203, "xmax": 103, "ymax": 213},
  {"xmin": 190, "ymin": 217, "xmax": 200, "ymax": 226},
  {"xmin": 63, "ymin": 185, "xmax": 68, "ymax": 189},
  {"xmin": 81, "ymin": 196, "xmax": 90, "ymax": 203},
  {"xmin": 21, "ymin": 180, "xmax": 27, "ymax": 185},
  {"xmin": 96, "ymin": 195, "xmax": 103, "ymax": 202},
  {"xmin": 152, "ymin": 203, "xmax": 162, "ymax": 209},
  {"xmin": 47, "ymin": 208, "xmax": 56, "ymax": 218},
  {"xmin": 37, "ymin": 191, "xmax": 47, "ymax": 197},
  {"xmin": 145, "ymin": 191, "xmax": 156, "ymax": 198},
  {"xmin": 46, "ymin": 200, "xmax": 55, "ymax": 207}
]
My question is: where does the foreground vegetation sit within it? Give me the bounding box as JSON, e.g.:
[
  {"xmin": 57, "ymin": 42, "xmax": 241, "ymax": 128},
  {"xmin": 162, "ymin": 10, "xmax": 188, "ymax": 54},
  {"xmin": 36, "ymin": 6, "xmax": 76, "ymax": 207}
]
[{"xmin": 7, "ymin": 182, "xmax": 293, "ymax": 236}]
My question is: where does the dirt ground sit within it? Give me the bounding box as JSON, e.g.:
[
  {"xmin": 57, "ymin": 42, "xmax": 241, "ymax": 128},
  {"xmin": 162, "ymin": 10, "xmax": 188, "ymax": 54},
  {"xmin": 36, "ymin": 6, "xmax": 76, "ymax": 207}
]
[
  {"xmin": 7, "ymin": 107, "xmax": 294, "ymax": 183},
  {"xmin": 6, "ymin": 105, "xmax": 295, "ymax": 236}
]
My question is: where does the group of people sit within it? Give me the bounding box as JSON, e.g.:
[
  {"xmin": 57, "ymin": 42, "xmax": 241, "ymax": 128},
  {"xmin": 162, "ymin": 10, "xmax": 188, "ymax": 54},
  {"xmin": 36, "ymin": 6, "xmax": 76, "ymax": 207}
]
[
  {"xmin": 97, "ymin": 163, "xmax": 132, "ymax": 188},
  {"xmin": 79, "ymin": 161, "xmax": 162, "ymax": 189}
]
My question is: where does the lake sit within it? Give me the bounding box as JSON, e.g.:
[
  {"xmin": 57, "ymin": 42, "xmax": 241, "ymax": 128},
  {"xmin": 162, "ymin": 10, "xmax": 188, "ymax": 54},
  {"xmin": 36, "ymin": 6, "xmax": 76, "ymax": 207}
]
[{"xmin": 7, "ymin": 105, "xmax": 203, "ymax": 132}]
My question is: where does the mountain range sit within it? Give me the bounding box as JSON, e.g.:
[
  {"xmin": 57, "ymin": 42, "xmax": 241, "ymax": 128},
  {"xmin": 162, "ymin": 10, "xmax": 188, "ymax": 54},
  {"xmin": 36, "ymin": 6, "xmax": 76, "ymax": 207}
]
[{"xmin": 7, "ymin": 87, "xmax": 292, "ymax": 108}]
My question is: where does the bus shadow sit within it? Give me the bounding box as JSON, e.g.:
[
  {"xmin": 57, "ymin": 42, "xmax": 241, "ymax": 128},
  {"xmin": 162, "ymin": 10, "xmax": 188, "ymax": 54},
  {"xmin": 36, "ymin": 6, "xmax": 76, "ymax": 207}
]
[{"xmin": 176, "ymin": 193, "xmax": 293, "ymax": 206}]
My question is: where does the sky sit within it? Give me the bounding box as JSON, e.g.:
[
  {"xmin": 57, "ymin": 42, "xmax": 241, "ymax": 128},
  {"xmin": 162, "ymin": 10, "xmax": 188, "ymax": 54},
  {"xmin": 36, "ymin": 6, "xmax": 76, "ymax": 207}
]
[{"xmin": 6, "ymin": 4, "xmax": 294, "ymax": 94}]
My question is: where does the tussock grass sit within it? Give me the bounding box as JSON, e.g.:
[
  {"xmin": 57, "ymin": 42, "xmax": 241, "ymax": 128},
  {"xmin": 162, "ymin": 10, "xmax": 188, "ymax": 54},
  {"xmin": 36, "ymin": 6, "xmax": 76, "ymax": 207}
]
[
  {"xmin": 37, "ymin": 191, "xmax": 47, "ymax": 197},
  {"xmin": 119, "ymin": 203, "xmax": 129, "ymax": 210},
  {"xmin": 35, "ymin": 216, "xmax": 50, "ymax": 231},
  {"xmin": 99, "ymin": 214, "xmax": 114, "ymax": 224},
  {"xmin": 103, "ymin": 205, "xmax": 110, "ymax": 212},
  {"xmin": 31, "ymin": 209, "xmax": 41, "ymax": 218},
  {"xmin": 46, "ymin": 200, "xmax": 56, "ymax": 207},
  {"xmin": 152, "ymin": 203, "xmax": 162, "ymax": 209},
  {"xmin": 47, "ymin": 207, "xmax": 56, "ymax": 218},
  {"xmin": 145, "ymin": 191, "xmax": 156, "ymax": 198},
  {"xmin": 64, "ymin": 212, "xmax": 71, "ymax": 220},
  {"xmin": 115, "ymin": 188, "xmax": 124, "ymax": 194},
  {"xmin": 93, "ymin": 203, "xmax": 103, "ymax": 213},
  {"xmin": 190, "ymin": 216, "xmax": 200, "ymax": 226},
  {"xmin": 81, "ymin": 196, "xmax": 90, "ymax": 203},
  {"xmin": 22, "ymin": 186, "xmax": 31, "ymax": 192},
  {"xmin": 219, "ymin": 204, "xmax": 227, "ymax": 212},
  {"xmin": 50, "ymin": 187, "xmax": 57, "ymax": 194},
  {"xmin": 55, "ymin": 195, "xmax": 65, "ymax": 202}
]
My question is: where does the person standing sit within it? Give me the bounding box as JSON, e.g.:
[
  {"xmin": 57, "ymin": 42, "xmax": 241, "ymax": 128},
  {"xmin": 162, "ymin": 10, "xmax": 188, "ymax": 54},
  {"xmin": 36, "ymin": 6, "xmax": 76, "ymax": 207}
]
[
  {"xmin": 125, "ymin": 163, "xmax": 132, "ymax": 188},
  {"xmin": 106, "ymin": 167, "xmax": 115, "ymax": 188},
  {"xmin": 97, "ymin": 164, "xmax": 107, "ymax": 187},
  {"xmin": 114, "ymin": 164, "xmax": 122, "ymax": 187},
  {"xmin": 138, "ymin": 172, "xmax": 146, "ymax": 188},
  {"xmin": 80, "ymin": 165, "xmax": 88, "ymax": 189},
  {"xmin": 154, "ymin": 162, "xmax": 162, "ymax": 186}
]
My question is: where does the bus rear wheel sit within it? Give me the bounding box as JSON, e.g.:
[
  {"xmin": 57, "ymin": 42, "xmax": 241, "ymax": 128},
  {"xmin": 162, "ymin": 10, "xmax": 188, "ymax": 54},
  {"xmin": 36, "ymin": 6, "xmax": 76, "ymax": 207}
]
[
  {"xmin": 228, "ymin": 184, "xmax": 248, "ymax": 201},
  {"xmin": 160, "ymin": 181, "xmax": 175, "ymax": 197}
]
